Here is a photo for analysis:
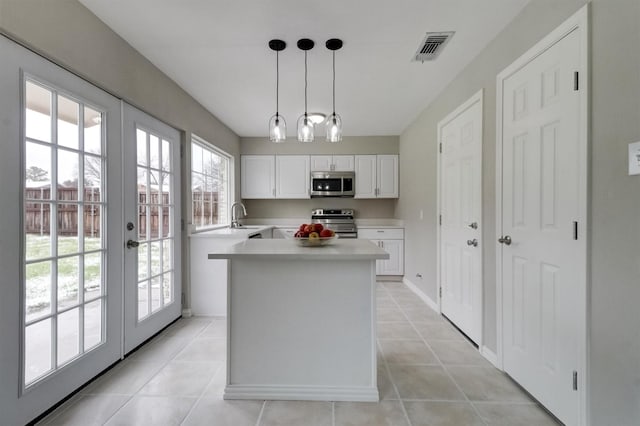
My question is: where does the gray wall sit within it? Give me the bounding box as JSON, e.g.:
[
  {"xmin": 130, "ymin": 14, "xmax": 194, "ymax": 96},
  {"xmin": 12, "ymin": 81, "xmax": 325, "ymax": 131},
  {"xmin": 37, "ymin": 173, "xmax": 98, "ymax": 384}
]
[
  {"xmin": 241, "ymin": 136, "xmax": 399, "ymax": 219},
  {"xmin": 0, "ymin": 0, "xmax": 241, "ymax": 314},
  {"xmin": 397, "ymin": 0, "xmax": 640, "ymax": 424}
]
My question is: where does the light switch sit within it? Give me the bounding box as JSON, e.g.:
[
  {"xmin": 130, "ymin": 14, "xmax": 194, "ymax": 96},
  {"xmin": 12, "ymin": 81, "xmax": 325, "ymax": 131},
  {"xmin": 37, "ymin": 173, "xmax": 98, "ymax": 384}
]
[{"xmin": 629, "ymin": 141, "xmax": 640, "ymax": 175}]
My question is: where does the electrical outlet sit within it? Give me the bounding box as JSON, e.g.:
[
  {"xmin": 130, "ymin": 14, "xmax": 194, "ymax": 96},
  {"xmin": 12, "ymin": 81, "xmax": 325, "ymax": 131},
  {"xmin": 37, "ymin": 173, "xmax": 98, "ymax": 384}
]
[{"xmin": 629, "ymin": 141, "xmax": 640, "ymax": 175}]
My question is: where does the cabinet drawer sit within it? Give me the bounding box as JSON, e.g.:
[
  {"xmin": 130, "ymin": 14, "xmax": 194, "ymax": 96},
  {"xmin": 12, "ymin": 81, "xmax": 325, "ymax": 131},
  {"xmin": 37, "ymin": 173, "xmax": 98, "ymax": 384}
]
[{"xmin": 358, "ymin": 228, "xmax": 404, "ymax": 240}]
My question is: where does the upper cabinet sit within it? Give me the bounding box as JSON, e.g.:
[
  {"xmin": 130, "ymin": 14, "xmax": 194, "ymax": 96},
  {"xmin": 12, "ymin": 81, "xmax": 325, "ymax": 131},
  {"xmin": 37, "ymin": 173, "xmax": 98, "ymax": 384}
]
[
  {"xmin": 276, "ymin": 155, "xmax": 310, "ymax": 199},
  {"xmin": 310, "ymin": 155, "xmax": 354, "ymax": 172},
  {"xmin": 354, "ymin": 154, "xmax": 399, "ymax": 198},
  {"xmin": 241, "ymin": 155, "xmax": 275, "ymax": 199}
]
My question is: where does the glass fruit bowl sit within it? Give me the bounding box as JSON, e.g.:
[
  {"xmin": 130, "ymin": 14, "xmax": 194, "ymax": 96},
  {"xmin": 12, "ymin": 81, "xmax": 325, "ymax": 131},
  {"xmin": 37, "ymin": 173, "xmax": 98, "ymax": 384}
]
[{"xmin": 293, "ymin": 234, "xmax": 339, "ymax": 247}]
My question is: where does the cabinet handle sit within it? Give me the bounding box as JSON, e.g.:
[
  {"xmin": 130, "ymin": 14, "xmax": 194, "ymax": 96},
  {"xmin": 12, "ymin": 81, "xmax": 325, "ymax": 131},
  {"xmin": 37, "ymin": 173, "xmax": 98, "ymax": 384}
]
[
  {"xmin": 273, "ymin": 188, "xmax": 276, "ymax": 197},
  {"xmin": 380, "ymin": 241, "xmax": 384, "ymax": 248}
]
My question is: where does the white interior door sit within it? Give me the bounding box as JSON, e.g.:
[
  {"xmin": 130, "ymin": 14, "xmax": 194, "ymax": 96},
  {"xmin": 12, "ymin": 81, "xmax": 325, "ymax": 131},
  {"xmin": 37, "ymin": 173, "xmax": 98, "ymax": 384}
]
[
  {"xmin": 498, "ymin": 18, "xmax": 586, "ymax": 425},
  {"xmin": 123, "ymin": 104, "xmax": 182, "ymax": 354},
  {"xmin": 438, "ymin": 91, "xmax": 483, "ymax": 345},
  {"xmin": 0, "ymin": 36, "xmax": 123, "ymax": 425}
]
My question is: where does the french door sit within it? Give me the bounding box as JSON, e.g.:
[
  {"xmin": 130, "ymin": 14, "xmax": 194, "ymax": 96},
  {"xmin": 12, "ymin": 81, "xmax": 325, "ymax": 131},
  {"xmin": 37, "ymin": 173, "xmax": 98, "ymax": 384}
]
[
  {"xmin": 123, "ymin": 104, "xmax": 182, "ymax": 354},
  {"xmin": 0, "ymin": 35, "xmax": 123, "ymax": 425}
]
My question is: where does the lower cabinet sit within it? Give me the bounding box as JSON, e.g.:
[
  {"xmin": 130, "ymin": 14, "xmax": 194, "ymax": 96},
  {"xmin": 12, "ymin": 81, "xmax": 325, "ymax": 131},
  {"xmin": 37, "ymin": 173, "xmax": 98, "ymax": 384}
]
[{"xmin": 358, "ymin": 228, "xmax": 404, "ymax": 276}]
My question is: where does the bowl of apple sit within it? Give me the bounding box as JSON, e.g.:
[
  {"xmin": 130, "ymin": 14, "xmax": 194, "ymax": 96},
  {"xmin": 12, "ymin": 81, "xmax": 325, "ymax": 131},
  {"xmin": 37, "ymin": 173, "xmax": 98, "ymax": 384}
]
[{"xmin": 293, "ymin": 223, "xmax": 338, "ymax": 247}]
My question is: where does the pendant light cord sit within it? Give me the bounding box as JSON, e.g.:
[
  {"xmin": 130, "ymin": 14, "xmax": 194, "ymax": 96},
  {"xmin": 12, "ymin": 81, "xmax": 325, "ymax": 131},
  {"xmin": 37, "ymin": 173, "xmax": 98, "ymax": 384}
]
[
  {"xmin": 332, "ymin": 50, "xmax": 336, "ymax": 115},
  {"xmin": 276, "ymin": 50, "xmax": 279, "ymax": 116},
  {"xmin": 304, "ymin": 51, "xmax": 308, "ymax": 116}
]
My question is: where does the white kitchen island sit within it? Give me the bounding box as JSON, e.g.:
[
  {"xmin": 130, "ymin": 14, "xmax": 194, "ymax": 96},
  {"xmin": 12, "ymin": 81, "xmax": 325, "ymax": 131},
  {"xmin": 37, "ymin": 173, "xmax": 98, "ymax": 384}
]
[{"xmin": 208, "ymin": 238, "xmax": 388, "ymax": 402}]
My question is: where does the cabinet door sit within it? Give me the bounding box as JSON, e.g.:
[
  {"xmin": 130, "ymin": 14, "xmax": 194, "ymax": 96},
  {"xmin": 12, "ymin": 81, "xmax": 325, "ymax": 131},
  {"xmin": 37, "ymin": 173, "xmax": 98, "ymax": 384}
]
[
  {"xmin": 333, "ymin": 155, "xmax": 355, "ymax": 171},
  {"xmin": 276, "ymin": 155, "xmax": 310, "ymax": 199},
  {"xmin": 377, "ymin": 155, "xmax": 399, "ymax": 198},
  {"xmin": 310, "ymin": 155, "xmax": 332, "ymax": 171},
  {"xmin": 354, "ymin": 155, "xmax": 377, "ymax": 198},
  {"xmin": 378, "ymin": 239, "xmax": 404, "ymax": 275},
  {"xmin": 241, "ymin": 155, "xmax": 275, "ymax": 199}
]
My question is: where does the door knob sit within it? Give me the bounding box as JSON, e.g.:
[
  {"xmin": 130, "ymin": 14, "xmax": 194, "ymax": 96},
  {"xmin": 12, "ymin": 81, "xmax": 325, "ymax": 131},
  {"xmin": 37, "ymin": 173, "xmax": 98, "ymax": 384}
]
[
  {"xmin": 498, "ymin": 236, "xmax": 512, "ymax": 245},
  {"xmin": 468, "ymin": 222, "xmax": 478, "ymax": 229},
  {"xmin": 126, "ymin": 239, "xmax": 140, "ymax": 249},
  {"xmin": 466, "ymin": 239, "xmax": 478, "ymax": 247}
]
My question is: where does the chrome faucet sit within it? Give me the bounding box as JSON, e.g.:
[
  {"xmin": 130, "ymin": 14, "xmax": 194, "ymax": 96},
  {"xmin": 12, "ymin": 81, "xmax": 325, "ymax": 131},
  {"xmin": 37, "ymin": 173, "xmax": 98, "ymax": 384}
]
[{"xmin": 230, "ymin": 202, "xmax": 247, "ymax": 228}]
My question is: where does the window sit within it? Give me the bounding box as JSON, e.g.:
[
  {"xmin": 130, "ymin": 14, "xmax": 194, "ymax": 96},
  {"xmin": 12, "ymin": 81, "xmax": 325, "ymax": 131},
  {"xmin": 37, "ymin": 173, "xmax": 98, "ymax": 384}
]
[{"xmin": 191, "ymin": 137, "xmax": 231, "ymax": 229}]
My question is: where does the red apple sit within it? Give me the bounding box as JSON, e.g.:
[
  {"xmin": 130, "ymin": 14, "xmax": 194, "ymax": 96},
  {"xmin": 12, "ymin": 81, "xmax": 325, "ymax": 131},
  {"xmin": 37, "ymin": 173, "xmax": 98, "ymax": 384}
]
[
  {"xmin": 299, "ymin": 223, "xmax": 307, "ymax": 231},
  {"xmin": 304, "ymin": 224, "xmax": 314, "ymax": 233},
  {"xmin": 313, "ymin": 223, "xmax": 324, "ymax": 232},
  {"xmin": 320, "ymin": 229, "xmax": 332, "ymax": 238}
]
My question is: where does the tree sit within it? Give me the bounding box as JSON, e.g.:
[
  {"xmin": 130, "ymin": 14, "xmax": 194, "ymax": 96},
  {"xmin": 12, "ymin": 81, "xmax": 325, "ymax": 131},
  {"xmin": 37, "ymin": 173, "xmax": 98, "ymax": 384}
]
[{"xmin": 26, "ymin": 166, "xmax": 48, "ymax": 181}]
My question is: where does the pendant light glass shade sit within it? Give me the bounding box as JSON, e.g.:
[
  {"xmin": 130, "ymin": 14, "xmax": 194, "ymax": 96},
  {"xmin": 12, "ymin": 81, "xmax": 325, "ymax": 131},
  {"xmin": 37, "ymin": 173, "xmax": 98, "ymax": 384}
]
[
  {"xmin": 297, "ymin": 114, "xmax": 314, "ymax": 142},
  {"xmin": 325, "ymin": 38, "xmax": 343, "ymax": 143},
  {"xmin": 268, "ymin": 39, "xmax": 286, "ymax": 143},
  {"xmin": 297, "ymin": 39, "xmax": 315, "ymax": 142},
  {"xmin": 269, "ymin": 113, "xmax": 286, "ymax": 143},
  {"xmin": 325, "ymin": 113, "xmax": 342, "ymax": 142}
]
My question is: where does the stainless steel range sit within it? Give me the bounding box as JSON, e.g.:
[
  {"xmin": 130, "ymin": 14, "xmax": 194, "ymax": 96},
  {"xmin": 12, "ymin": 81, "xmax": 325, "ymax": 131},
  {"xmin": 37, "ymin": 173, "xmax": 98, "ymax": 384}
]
[{"xmin": 311, "ymin": 208, "xmax": 357, "ymax": 239}]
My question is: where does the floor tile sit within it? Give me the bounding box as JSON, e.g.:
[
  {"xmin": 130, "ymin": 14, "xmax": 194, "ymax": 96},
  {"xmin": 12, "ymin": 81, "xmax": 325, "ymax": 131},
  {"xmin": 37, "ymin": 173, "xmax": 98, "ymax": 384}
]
[
  {"xmin": 182, "ymin": 398, "xmax": 263, "ymax": 426},
  {"xmin": 104, "ymin": 395, "xmax": 196, "ymax": 426},
  {"xmin": 127, "ymin": 333, "xmax": 191, "ymax": 364},
  {"xmin": 198, "ymin": 319, "xmax": 227, "ymax": 338},
  {"xmin": 377, "ymin": 308, "xmax": 407, "ymax": 322},
  {"xmin": 377, "ymin": 322, "xmax": 421, "ymax": 340},
  {"xmin": 81, "ymin": 360, "xmax": 164, "ymax": 395},
  {"xmin": 162, "ymin": 318, "xmax": 212, "ymax": 338},
  {"xmin": 413, "ymin": 321, "xmax": 465, "ymax": 342},
  {"xmin": 401, "ymin": 307, "xmax": 441, "ymax": 323},
  {"xmin": 203, "ymin": 365, "xmax": 227, "ymax": 397},
  {"xmin": 335, "ymin": 401, "xmax": 409, "ymax": 426},
  {"xmin": 377, "ymin": 365, "xmax": 399, "ymax": 400},
  {"xmin": 379, "ymin": 340, "xmax": 439, "ymax": 365},
  {"xmin": 174, "ymin": 337, "xmax": 226, "ymax": 362},
  {"xmin": 377, "ymin": 296, "xmax": 398, "ymax": 309},
  {"xmin": 388, "ymin": 365, "xmax": 465, "ymax": 400},
  {"xmin": 392, "ymin": 294, "xmax": 431, "ymax": 308},
  {"xmin": 428, "ymin": 340, "xmax": 491, "ymax": 366},
  {"xmin": 473, "ymin": 402, "xmax": 561, "ymax": 425},
  {"xmin": 259, "ymin": 401, "xmax": 332, "ymax": 426},
  {"xmin": 404, "ymin": 401, "xmax": 484, "ymax": 426},
  {"xmin": 44, "ymin": 395, "xmax": 130, "ymax": 425},
  {"xmin": 447, "ymin": 366, "xmax": 532, "ymax": 402},
  {"xmin": 138, "ymin": 360, "xmax": 219, "ymax": 397}
]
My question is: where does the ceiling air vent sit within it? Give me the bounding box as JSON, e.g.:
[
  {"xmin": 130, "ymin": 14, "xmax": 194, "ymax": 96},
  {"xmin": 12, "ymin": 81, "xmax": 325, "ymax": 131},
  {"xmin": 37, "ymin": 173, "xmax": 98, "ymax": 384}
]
[{"xmin": 412, "ymin": 31, "xmax": 455, "ymax": 63}]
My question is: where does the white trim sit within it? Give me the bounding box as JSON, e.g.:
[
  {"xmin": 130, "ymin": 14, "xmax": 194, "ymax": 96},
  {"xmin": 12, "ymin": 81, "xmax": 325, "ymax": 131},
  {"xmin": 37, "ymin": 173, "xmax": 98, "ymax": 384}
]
[
  {"xmin": 181, "ymin": 308, "xmax": 192, "ymax": 318},
  {"xmin": 495, "ymin": 5, "xmax": 589, "ymax": 425},
  {"xmin": 224, "ymin": 384, "xmax": 379, "ymax": 402},
  {"xmin": 402, "ymin": 278, "xmax": 440, "ymax": 313},
  {"xmin": 436, "ymin": 89, "xmax": 484, "ymax": 348},
  {"xmin": 480, "ymin": 346, "xmax": 499, "ymax": 367}
]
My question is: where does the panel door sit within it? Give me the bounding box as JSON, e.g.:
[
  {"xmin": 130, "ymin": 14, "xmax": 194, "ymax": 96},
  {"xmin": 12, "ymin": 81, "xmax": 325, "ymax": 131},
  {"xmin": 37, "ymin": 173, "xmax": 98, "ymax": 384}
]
[
  {"xmin": 0, "ymin": 36, "xmax": 123, "ymax": 425},
  {"xmin": 123, "ymin": 104, "xmax": 182, "ymax": 353},
  {"xmin": 332, "ymin": 155, "xmax": 355, "ymax": 171},
  {"xmin": 378, "ymin": 240, "xmax": 404, "ymax": 276},
  {"xmin": 276, "ymin": 155, "xmax": 310, "ymax": 199},
  {"xmin": 439, "ymin": 92, "xmax": 483, "ymax": 344},
  {"xmin": 241, "ymin": 155, "xmax": 275, "ymax": 199},
  {"xmin": 310, "ymin": 155, "xmax": 332, "ymax": 171},
  {"xmin": 500, "ymin": 28, "xmax": 582, "ymax": 425},
  {"xmin": 354, "ymin": 155, "xmax": 377, "ymax": 198},
  {"xmin": 377, "ymin": 155, "xmax": 399, "ymax": 198}
]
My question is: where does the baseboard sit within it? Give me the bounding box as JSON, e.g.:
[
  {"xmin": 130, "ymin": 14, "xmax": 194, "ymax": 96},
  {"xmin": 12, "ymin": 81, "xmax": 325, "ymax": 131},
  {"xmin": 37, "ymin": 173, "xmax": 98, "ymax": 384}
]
[
  {"xmin": 224, "ymin": 384, "xmax": 379, "ymax": 402},
  {"xmin": 402, "ymin": 278, "xmax": 440, "ymax": 313},
  {"xmin": 181, "ymin": 308, "xmax": 193, "ymax": 318},
  {"xmin": 480, "ymin": 346, "xmax": 499, "ymax": 368}
]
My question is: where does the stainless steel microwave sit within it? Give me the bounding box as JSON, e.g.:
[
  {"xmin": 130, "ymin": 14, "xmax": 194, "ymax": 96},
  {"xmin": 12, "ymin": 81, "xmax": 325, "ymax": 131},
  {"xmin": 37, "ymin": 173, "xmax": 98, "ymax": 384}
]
[{"xmin": 310, "ymin": 171, "xmax": 355, "ymax": 197}]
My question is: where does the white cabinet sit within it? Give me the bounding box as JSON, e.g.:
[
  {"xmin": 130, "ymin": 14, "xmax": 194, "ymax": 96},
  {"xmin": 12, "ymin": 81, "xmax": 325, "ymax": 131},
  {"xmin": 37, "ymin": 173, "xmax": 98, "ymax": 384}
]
[
  {"xmin": 242, "ymin": 155, "xmax": 310, "ymax": 199},
  {"xmin": 354, "ymin": 154, "xmax": 398, "ymax": 199},
  {"xmin": 276, "ymin": 155, "xmax": 310, "ymax": 199},
  {"xmin": 241, "ymin": 155, "xmax": 275, "ymax": 199},
  {"xmin": 359, "ymin": 228, "xmax": 404, "ymax": 276},
  {"xmin": 310, "ymin": 155, "xmax": 354, "ymax": 172}
]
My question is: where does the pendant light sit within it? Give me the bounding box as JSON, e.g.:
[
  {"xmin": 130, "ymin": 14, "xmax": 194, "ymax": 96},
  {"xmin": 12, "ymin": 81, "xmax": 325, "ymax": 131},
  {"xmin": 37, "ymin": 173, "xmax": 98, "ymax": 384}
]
[
  {"xmin": 268, "ymin": 39, "xmax": 287, "ymax": 142},
  {"xmin": 325, "ymin": 38, "xmax": 343, "ymax": 142},
  {"xmin": 297, "ymin": 38, "xmax": 315, "ymax": 142}
]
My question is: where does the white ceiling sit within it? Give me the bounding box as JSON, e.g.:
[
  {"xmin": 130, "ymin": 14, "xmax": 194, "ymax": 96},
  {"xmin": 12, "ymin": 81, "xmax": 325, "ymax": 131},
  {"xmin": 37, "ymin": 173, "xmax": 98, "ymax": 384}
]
[{"xmin": 79, "ymin": 0, "xmax": 530, "ymax": 137}]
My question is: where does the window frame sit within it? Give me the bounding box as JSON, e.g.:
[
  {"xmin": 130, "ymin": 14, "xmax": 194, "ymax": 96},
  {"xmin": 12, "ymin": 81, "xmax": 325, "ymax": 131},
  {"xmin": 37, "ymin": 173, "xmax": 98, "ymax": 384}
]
[{"xmin": 190, "ymin": 135, "xmax": 234, "ymax": 232}]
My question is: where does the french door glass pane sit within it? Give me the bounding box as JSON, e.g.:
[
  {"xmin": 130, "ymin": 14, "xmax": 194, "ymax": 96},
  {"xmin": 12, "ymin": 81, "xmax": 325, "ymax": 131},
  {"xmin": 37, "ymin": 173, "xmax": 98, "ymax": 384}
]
[
  {"xmin": 136, "ymin": 126, "xmax": 174, "ymax": 321},
  {"xmin": 23, "ymin": 78, "xmax": 107, "ymax": 387}
]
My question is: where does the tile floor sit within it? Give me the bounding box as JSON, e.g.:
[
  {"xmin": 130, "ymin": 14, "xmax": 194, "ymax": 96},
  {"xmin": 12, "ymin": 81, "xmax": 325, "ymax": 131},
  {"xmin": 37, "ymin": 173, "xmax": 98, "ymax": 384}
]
[{"xmin": 38, "ymin": 281, "xmax": 560, "ymax": 426}]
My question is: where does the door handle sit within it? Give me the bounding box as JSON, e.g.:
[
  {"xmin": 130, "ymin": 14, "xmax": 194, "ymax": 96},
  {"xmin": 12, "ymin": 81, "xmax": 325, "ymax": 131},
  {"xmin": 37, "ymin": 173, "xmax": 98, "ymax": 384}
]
[
  {"xmin": 126, "ymin": 239, "xmax": 140, "ymax": 249},
  {"xmin": 498, "ymin": 236, "xmax": 512, "ymax": 245},
  {"xmin": 468, "ymin": 222, "xmax": 478, "ymax": 229},
  {"xmin": 466, "ymin": 239, "xmax": 478, "ymax": 247}
]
